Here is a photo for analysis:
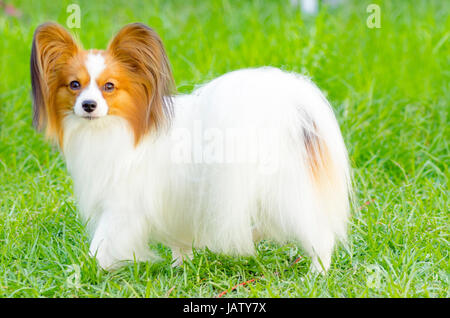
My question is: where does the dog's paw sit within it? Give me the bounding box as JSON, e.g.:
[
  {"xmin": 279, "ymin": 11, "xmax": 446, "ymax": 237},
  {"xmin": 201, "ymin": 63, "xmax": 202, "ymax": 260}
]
[
  {"xmin": 171, "ymin": 248, "xmax": 193, "ymax": 267},
  {"xmin": 310, "ymin": 255, "xmax": 330, "ymax": 275},
  {"xmin": 89, "ymin": 240, "xmax": 120, "ymax": 271}
]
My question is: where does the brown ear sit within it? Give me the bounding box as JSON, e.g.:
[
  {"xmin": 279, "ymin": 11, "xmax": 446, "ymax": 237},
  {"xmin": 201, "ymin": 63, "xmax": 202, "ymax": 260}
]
[
  {"xmin": 107, "ymin": 23, "xmax": 175, "ymax": 138},
  {"xmin": 30, "ymin": 22, "xmax": 78, "ymax": 135}
]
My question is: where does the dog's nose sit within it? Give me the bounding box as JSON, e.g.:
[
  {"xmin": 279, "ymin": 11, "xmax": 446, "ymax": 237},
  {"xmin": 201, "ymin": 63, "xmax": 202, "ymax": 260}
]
[{"xmin": 82, "ymin": 100, "xmax": 97, "ymax": 113}]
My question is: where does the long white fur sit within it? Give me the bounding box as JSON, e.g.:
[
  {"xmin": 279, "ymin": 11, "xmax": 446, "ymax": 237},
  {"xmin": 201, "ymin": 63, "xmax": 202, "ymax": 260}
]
[{"xmin": 62, "ymin": 67, "xmax": 352, "ymax": 272}]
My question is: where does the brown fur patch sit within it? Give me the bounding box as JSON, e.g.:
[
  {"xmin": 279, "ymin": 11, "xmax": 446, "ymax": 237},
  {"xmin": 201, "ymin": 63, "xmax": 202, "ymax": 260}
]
[
  {"xmin": 106, "ymin": 23, "xmax": 175, "ymax": 144},
  {"xmin": 303, "ymin": 123, "xmax": 336, "ymax": 188},
  {"xmin": 31, "ymin": 22, "xmax": 80, "ymax": 145}
]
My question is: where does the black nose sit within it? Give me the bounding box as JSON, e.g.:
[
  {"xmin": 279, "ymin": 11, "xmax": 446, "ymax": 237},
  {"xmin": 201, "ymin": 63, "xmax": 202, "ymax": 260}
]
[{"xmin": 82, "ymin": 100, "xmax": 97, "ymax": 113}]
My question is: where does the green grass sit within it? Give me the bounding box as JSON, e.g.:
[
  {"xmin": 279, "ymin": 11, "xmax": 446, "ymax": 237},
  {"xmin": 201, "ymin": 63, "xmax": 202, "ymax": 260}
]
[{"xmin": 0, "ymin": 0, "xmax": 448, "ymax": 297}]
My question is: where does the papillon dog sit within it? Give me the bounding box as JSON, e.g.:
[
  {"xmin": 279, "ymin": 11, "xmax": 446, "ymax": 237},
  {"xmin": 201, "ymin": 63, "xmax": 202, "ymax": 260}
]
[{"xmin": 31, "ymin": 22, "xmax": 352, "ymax": 273}]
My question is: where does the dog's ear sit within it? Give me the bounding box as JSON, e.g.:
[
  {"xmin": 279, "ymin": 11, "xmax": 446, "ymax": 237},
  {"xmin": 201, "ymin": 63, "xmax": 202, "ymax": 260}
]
[
  {"xmin": 30, "ymin": 22, "xmax": 78, "ymax": 134},
  {"xmin": 107, "ymin": 23, "xmax": 175, "ymax": 141}
]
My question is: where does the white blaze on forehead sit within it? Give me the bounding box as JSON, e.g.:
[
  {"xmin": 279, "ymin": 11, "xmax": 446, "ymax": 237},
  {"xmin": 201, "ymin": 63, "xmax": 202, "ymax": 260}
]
[
  {"xmin": 85, "ymin": 52, "xmax": 106, "ymax": 81},
  {"xmin": 73, "ymin": 52, "xmax": 109, "ymax": 118}
]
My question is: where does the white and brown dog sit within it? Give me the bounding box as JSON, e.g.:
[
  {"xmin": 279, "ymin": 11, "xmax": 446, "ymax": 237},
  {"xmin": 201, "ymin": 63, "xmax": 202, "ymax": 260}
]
[{"xmin": 31, "ymin": 22, "xmax": 352, "ymax": 272}]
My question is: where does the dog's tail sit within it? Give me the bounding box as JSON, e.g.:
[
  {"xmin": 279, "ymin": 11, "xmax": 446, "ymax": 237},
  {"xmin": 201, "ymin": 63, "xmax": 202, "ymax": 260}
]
[{"xmin": 296, "ymin": 78, "xmax": 354, "ymax": 242}]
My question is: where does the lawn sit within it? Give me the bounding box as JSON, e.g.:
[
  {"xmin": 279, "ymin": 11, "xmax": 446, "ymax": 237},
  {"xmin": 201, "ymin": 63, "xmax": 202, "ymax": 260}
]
[{"xmin": 0, "ymin": 0, "xmax": 448, "ymax": 297}]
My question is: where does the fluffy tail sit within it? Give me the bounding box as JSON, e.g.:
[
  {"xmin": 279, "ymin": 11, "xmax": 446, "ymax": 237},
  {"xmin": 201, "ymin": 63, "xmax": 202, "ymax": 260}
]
[{"xmin": 298, "ymin": 81, "xmax": 353, "ymax": 242}]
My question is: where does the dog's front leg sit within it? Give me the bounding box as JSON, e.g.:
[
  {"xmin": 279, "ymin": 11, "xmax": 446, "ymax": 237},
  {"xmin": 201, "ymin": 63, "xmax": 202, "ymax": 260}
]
[{"xmin": 89, "ymin": 209, "xmax": 154, "ymax": 270}]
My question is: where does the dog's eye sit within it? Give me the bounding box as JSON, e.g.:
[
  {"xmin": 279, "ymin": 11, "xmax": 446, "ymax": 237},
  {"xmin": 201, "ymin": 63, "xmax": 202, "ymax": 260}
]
[
  {"xmin": 69, "ymin": 80, "xmax": 81, "ymax": 90},
  {"xmin": 104, "ymin": 82, "xmax": 115, "ymax": 92}
]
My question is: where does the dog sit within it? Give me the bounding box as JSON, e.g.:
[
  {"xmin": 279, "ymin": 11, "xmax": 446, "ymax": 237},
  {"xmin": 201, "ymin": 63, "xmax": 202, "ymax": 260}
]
[{"xmin": 30, "ymin": 22, "xmax": 352, "ymax": 273}]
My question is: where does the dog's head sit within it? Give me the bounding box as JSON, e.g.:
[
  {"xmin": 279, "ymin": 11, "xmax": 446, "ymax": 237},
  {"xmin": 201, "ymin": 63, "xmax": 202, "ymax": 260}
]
[{"xmin": 31, "ymin": 22, "xmax": 175, "ymax": 146}]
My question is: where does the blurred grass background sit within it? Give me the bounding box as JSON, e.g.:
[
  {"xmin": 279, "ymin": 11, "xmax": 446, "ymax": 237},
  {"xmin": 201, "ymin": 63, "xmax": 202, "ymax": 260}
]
[{"xmin": 0, "ymin": 0, "xmax": 448, "ymax": 297}]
